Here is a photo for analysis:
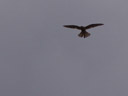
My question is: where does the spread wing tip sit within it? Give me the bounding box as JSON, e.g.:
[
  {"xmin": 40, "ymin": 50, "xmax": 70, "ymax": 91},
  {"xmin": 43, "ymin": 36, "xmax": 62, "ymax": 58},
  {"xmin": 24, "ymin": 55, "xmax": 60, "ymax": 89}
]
[
  {"xmin": 63, "ymin": 25, "xmax": 81, "ymax": 29},
  {"xmin": 63, "ymin": 25, "xmax": 68, "ymax": 27},
  {"xmin": 98, "ymin": 23, "xmax": 104, "ymax": 25},
  {"xmin": 85, "ymin": 23, "xmax": 104, "ymax": 29}
]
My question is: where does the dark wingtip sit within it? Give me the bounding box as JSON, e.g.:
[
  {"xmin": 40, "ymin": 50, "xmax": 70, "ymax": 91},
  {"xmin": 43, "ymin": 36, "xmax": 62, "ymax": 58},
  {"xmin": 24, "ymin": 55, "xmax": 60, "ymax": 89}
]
[
  {"xmin": 100, "ymin": 23, "xmax": 104, "ymax": 25},
  {"xmin": 96, "ymin": 23, "xmax": 104, "ymax": 27},
  {"xmin": 63, "ymin": 25, "xmax": 67, "ymax": 27}
]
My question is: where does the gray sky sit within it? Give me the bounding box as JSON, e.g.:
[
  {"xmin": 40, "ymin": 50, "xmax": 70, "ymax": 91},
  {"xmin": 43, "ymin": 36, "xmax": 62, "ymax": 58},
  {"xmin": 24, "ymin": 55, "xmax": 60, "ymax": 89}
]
[{"xmin": 0, "ymin": 0, "xmax": 128, "ymax": 96}]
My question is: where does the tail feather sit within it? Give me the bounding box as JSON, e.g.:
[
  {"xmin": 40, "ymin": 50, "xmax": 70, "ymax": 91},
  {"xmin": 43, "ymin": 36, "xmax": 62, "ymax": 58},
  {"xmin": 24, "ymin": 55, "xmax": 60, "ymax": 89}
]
[
  {"xmin": 78, "ymin": 32, "xmax": 90, "ymax": 38},
  {"xmin": 78, "ymin": 32, "xmax": 84, "ymax": 37}
]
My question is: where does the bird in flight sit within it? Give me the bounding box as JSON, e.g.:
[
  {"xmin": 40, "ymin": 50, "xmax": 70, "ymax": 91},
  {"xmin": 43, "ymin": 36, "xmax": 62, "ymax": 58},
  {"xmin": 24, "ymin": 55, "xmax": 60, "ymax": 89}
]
[{"xmin": 63, "ymin": 23, "xmax": 104, "ymax": 38}]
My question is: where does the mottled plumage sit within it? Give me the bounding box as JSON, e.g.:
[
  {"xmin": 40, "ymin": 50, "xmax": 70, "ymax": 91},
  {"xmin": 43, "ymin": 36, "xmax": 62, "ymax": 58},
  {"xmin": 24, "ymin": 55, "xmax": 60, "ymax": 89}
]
[{"xmin": 63, "ymin": 23, "xmax": 104, "ymax": 38}]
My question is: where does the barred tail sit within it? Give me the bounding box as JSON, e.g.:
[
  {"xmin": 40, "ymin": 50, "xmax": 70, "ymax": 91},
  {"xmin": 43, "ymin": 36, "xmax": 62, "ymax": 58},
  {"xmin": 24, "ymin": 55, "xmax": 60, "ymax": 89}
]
[{"xmin": 78, "ymin": 32, "xmax": 90, "ymax": 38}]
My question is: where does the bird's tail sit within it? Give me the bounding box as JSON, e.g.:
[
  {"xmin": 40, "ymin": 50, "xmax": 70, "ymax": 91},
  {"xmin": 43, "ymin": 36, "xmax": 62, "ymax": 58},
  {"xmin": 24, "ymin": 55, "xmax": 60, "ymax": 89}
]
[{"xmin": 78, "ymin": 32, "xmax": 90, "ymax": 38}]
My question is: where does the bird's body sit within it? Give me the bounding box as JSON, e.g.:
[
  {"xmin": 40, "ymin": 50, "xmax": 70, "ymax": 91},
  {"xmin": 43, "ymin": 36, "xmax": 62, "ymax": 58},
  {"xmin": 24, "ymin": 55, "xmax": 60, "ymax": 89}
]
[{"xmin": 63, "ymin": 23, "xmax": 104, "ymax": 38}]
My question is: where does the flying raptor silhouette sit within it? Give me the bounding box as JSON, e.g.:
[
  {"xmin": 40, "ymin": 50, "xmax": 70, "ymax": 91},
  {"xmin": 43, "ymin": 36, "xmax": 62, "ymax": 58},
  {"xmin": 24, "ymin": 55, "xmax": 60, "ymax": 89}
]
[{"xmin": 63, "ymin": 23, "xmax": 104, "ymax": 38}]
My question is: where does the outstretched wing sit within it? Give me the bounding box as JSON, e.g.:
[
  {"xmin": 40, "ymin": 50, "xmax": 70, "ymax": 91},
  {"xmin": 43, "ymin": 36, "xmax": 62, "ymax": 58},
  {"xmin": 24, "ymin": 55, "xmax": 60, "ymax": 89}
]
[
  {"xmin": 63, "ymin": 25, "xmax": 81, "ymax": 30},
  {"xmin": 85, "ymin": 23, "xmax": 104, "ymax": 29}
]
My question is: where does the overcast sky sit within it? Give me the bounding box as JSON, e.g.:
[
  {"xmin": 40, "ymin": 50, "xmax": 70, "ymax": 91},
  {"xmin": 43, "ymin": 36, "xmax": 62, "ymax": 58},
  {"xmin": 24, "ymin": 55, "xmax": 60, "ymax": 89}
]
[{"xmin": 0, "ymin": 0, "xmax": 128, "ymax": 96}]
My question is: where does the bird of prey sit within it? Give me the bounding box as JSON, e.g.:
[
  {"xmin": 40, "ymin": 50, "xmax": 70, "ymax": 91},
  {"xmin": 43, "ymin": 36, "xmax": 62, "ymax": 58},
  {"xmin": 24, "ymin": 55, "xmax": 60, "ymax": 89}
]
[{"xmin": 63, "ymin": 23, "xmax": 104, "ymax": 38}]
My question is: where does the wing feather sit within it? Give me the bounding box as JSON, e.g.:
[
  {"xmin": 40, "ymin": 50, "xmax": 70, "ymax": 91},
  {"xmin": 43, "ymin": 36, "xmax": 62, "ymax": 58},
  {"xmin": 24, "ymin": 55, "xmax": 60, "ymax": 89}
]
[
  {"xmin": 85, "ymin": 23, "xmax": 104, "ymax": 29},
  {"xmin": 63, "ymin": 25, "xmax": 81, "ymax": 30}
]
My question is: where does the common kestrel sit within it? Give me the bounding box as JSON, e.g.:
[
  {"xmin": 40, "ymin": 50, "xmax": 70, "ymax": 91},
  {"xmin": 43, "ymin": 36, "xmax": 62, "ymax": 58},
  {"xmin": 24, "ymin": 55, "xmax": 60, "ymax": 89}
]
[{"xmin": 63, "ymin": 23, "xmax": 104, "ymax": 38}]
